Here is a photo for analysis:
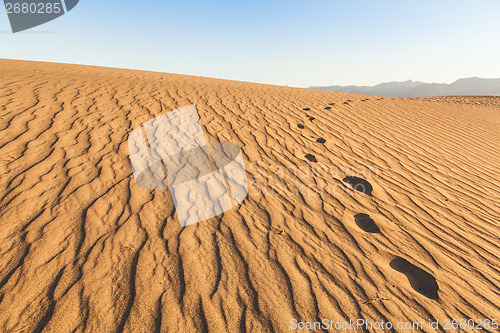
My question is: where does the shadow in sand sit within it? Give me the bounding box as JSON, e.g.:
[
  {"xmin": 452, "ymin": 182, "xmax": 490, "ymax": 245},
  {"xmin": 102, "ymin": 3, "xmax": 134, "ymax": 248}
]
[
  {"xmin": 343, "ymin": 176, "xmax": 373, "ymax": 195},
  {"xmin": 390, "ymin": 257, "xmax": 439, "ymax": 300}
]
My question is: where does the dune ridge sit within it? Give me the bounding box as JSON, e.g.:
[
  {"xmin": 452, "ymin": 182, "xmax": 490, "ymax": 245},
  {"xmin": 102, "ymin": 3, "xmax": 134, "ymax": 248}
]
[{"xmin": 0, "ymin": 59, "xmax": 499, "ymax": 332}]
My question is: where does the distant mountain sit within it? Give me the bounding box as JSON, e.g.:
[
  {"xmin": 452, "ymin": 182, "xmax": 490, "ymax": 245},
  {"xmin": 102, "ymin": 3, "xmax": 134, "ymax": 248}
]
[{"xmin": 310, "ymin": 77, "xmax": 500, "ymax": 97}]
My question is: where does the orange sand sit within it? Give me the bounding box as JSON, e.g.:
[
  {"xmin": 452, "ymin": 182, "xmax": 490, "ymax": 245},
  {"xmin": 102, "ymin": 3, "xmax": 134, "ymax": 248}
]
[{"xmin": 0, "ymin": 59, "xmax": 499, "ymax": 332}]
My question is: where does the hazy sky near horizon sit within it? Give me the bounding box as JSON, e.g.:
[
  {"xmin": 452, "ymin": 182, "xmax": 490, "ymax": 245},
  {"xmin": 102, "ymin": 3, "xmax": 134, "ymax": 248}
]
[{"xmin": 1, "ymin": 0, "xmax": 500, "ymax": 87}]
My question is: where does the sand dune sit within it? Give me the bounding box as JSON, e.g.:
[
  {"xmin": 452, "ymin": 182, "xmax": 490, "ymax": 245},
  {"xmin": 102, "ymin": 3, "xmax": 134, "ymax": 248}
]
[{"xmin": 0, "ymin": 59, "xmax": 499, "ymax": 332}]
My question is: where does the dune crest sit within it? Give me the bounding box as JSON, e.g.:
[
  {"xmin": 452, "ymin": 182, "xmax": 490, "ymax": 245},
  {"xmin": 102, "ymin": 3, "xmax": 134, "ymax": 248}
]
[{"xmin": 0, "ymin": 59, "xmax": 499, "ymax": 332}]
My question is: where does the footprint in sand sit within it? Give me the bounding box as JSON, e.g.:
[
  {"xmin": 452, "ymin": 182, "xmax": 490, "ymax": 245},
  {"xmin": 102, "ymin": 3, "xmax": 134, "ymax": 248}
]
[
  {"xmin": 354, "ymin": 213, "xmax": 380, "ymax": 233},
  {"xmin": 390, "ymin": 257, "xmax": 439, "ymax": 300},
  {"xmin": 348, "ymin": 182, "xmax": 439, "ymax": 301},
  {"xmin": 343, "ymin": 176, "xmax": 373, "ymax": 195},
  {"xmin": 353, "ymin": 216, "xmax": 439, "ymax": 300},
  {"xmin": 305, "ymin": 154, "xmax": 317, "ymax": 162},
  {"xmin": 297, "ymin": 124, "xmax": 305, "ymax": 129},
  {"xmin": 316, "ymin": 138, "xmax": 326, "ymax": 144}
]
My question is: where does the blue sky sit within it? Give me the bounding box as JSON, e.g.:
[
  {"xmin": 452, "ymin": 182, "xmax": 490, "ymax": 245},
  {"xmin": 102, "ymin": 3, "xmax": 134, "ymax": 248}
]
[{"xmin": 1, "ymin": 0, "xmax": 500, "ymax": 87}]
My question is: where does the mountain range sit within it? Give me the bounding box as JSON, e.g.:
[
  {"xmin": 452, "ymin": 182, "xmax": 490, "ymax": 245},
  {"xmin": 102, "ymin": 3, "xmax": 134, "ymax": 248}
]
[{"xmin": 310, "ymin": 77, "xmax": 500, "ymax": 97}]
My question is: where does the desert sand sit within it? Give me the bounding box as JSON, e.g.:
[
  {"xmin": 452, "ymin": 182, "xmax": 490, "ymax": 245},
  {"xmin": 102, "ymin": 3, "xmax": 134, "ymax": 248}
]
[{"xmin": 0, "ymin": 59, "xmax": 499, "ymax": 332}]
